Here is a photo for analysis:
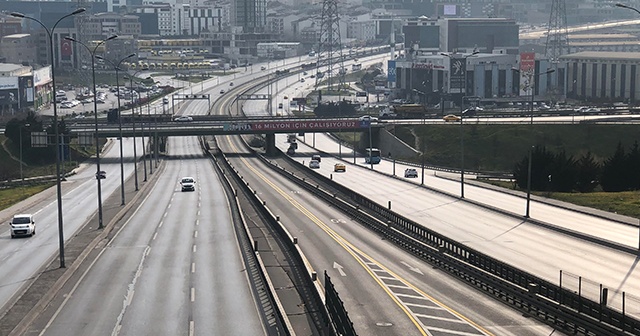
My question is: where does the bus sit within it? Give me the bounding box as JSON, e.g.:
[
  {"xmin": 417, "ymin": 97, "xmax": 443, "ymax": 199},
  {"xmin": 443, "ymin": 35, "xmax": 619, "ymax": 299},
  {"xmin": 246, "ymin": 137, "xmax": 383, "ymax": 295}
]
[{"xmin": 365, "ymin": 148, "xmax": 381, "ymax": 164}]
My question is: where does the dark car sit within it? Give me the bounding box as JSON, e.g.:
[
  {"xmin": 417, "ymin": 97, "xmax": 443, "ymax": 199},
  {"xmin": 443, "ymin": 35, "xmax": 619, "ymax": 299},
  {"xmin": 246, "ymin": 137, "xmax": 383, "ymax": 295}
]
[{"xmin": 96, "ymin": 170, "xmax": 107, "ymax": 179}]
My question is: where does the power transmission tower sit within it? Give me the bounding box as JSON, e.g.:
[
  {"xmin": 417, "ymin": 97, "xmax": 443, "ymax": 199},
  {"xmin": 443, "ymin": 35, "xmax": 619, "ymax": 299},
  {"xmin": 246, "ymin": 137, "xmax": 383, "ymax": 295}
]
[
  {"xmin": 545, "ymin": 0, "xmax": 569, "ymax": 62},
  {"xmin": 315, "ymin": 0, "xmax": 345, "ymax": 100}
]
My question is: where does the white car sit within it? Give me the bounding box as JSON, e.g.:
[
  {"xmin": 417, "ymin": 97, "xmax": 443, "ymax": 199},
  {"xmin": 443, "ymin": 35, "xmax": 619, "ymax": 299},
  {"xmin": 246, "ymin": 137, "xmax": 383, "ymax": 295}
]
[
  {"xmin": 309, "ymin": 160, "xmax": 320, "ymax": 169},
  {"xmin": 174, "ymin": 116, "xmax": 193, "ymax": 122},
  {"xmin": 180, "ymin": 177, "xmax": 196, "ymax": 192},
  {"xmin": 404, "ymin": 168, "xmax": 418, "ymax": 178},
  {"xmin": 9, "ymin": 214, "xmax": 35, "ymax": 238}
]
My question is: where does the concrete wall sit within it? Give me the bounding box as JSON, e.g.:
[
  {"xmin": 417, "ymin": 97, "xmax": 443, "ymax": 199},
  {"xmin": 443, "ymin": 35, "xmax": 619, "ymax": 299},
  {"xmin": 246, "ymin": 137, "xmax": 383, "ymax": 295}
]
[{"xmin": 360, "ymin": 126, "xmax": 420, "ymax": 159}]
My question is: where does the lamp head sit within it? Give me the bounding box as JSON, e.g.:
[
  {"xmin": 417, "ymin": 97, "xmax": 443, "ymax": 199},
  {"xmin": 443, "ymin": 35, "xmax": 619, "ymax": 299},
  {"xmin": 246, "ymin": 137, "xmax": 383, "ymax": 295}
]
[
  {"xmin": 72, "ymin": 8, "xmax": 86, "ymax": 15},
  {"xmin": 616, "ymin": 3, "xmax": 629, "ymax": 8},
  {"xmin": 106, "ymin": 35, "xmax": 118, "ymax": 41},
  {"xmin": 10, "ymin": 12, "xmax": 25, "ymax": 18},
  {"xmin": 64, "ymin": 36, "xmax": 78, "ymax": 42}
]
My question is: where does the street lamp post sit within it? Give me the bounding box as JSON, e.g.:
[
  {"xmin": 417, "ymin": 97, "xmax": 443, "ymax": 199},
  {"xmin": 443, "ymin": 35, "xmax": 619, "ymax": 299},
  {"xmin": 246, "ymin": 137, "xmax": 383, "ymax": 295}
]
[
  {"xmin": 526, "ymin": 146, "xmax": 534, "ymax": 218},
  {"xmin": 441, "ymin": 51, "xmax": 479, "ymax": 198},
  {"xmin": 97, "ymin": 53, "xmax": 136, "ymax": 205},
  {"xmin": 65, "ymin": 35, "xmax": 117, "ymax": 229},
  {"xmin": 125, "ymin": 70, "xmax": 148, "ymax": 191},
  {"xmin": 11, "ymin": 8, "xmax": 86, "ymax": 268},
  {"xmin": 19, "ymin": 123, "xmax": 30, "ymax": 183}
]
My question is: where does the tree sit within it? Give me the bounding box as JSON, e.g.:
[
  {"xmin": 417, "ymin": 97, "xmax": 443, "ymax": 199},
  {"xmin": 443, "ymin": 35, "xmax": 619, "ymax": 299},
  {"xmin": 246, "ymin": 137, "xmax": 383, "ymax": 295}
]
[
  {"xmin": 575, "ymin": 152, "xmax": 600, "ymax": 192},
  {"xmin": 600, "ymin": 142, "xmax": 628, "ymax": 192},
  {"xmin": 626, "ymin": 141, "xmax": 640, "ymax": 190},
  {"xmin": 550, "ymin": 150, "xmax": 577, "ymax": 192}
]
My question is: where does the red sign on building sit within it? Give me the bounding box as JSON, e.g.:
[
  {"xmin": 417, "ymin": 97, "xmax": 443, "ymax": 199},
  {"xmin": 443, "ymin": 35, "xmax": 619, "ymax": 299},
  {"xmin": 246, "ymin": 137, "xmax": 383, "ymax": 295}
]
[
  {"xmin": 252, "ymin": 120, "xmax": 361, "ymax": 131},
  {"xmin": 519, "ymin": 52, "xmax": 535, "ymax": 72}
]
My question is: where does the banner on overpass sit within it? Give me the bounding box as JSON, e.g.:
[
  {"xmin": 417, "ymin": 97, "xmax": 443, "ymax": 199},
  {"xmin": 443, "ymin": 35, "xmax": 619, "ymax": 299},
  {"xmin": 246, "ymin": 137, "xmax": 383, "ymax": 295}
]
[{"xmin": 223, "ymin": 119, "xmax": 365, "ymax": 132}]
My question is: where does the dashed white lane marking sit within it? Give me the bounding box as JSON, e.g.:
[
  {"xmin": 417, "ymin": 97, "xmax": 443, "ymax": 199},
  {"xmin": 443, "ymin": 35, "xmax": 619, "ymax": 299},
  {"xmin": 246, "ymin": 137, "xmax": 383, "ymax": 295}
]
[
  {"xmin": 195, "ymin": 219, "xmax": 199, "ymax": 226},
  {"xmin": 189, "ymin": 321, "xmax": 194, "ymax": 336},
  {"xmin": 191, "ymin": 263, "xmax": 195, "ymax": 273},
  {"xmin": 192, "ymin": 245, "xmax": 197, "ymax": 253},
  {"xmin": 194, "ymin": 231, "xmax": 198, "ymax": 238},
  {"xmin": 152, "ymin": 232, "xmax": 158, "ymax": 240},
  {"xmin": 159, "ymin": 221, "xmax": 163, "ymax": 228}
]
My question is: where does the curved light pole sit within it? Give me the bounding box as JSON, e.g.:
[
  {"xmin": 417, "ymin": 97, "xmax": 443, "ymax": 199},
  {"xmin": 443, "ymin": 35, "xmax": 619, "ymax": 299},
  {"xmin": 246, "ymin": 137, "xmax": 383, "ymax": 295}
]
[
  {"xmin": 11, "ymin": 8, "xmax": 85, "ymax": 269},
  {"xmin": 65, "ymin": 35, "xmax": 117, "ymax": 229},
  {"xmin": 124, "ymin": 69, "xmax": 148, "ymax": 191},
  {"xmin": 441, "ymin": 51, "xmax": 479, "ymax": 198},
  {"xmin": 616, "ymin": 3, "xmax": 640, "ymax": 15},
  {"xmin": 96, "ymin": 53, "xmax": 136, "ymax": 205}
]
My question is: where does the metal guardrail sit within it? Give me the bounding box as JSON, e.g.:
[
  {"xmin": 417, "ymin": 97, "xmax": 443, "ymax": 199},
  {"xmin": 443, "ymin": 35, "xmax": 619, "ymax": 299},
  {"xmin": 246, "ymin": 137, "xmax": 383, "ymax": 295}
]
[{"xmin": 256, "ymin": 150, "xmax": 640, "ymax": 336}]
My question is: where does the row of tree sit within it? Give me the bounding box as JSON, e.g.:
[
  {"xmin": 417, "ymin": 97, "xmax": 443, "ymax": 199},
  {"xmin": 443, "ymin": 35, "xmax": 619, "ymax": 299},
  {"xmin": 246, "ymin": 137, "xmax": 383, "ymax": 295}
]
[{"xmin": 513, "ymin": 142, "xmax": 640, "ymax": 193}]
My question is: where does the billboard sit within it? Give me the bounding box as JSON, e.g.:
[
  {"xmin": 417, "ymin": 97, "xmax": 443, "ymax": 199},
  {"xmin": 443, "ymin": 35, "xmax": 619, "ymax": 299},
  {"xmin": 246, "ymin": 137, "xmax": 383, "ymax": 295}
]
[
  {"xmin": 0, "ymin": 77, "xmax": 18, "ymax": 90},
  {"xmin": 519, "ymin": 52, "xmax": 535, "ymax": 96},
  {"xmin": 223, "ymin": 120, "xmax": 364, "ymax": 132},
  {"xmin": 450, "ymin": 58, "xmax": 466, "ymax": 93},
  {"xmin": 33, "ymin": 67, "xmax": 52, "ymax": 87},
  {"xmin": 61, "ymin": 38, "xmax": 72, "ymax": 61},
  {"xmin": 387, "ymin": 60, "xmax": 396, "ymax": 83}
]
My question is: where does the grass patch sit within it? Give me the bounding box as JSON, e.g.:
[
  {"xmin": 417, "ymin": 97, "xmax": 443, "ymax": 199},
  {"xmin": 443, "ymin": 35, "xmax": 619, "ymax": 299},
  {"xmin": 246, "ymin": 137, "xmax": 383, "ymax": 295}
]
[
  {"xmin": 0, "ymin": 183, "xmax": 55, "ymax": 211},
  {"xmin": 480, "ymin": 179, "xmax": 640, "ymax": 218}
]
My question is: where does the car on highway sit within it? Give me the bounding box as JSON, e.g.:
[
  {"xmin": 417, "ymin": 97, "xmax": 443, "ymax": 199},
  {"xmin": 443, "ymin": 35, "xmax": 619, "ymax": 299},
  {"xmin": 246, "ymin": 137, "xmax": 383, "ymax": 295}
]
[
  {"xmin": 180, "ymin": 177, "xmax": 196, "ymax": 192},
  {"xmin": 443, "ymin": 114, "xmax": 461, "ymax": 122},
  {"xmin": 309, "ymin": 160, "xmax": 320, "ymax": 169},
  {"xmin": 163, "ymin": 97, "xmax": 169, "ymax": 104},
  {"xmin": 96, "ymin": 170, "xmax": 107, "ymax": 179},
  {"xmin": 404, "ymin": 168, "xmax": 418, "ymax": 178},
  {"xmin": 229, "ymin": 82, "xmax": 234, "ymax": 86},
  {"xmin": 261, "ymin": 66, "xmax": 266, "ymax": 70},
  {"xmin": 9, "ymin": 214, "xmax": 35, "ymax": 238},
  {"xmin": 220, "ymin": 89, "xmax": 225, "ymax": 94},
  {"xmin": 278, "ymin": 103, "xmax": 283, "ymax": 109},
  {"xmin": 334, "ymin": 163, "xmax": 346, "ymax": 172},
  {"xmin": 174, "ymin": 115, "xmax": 193, "ymax": 122},
  {"xmin": 312, "ymin": 154, "xmax": 321, "ymax": 162}
]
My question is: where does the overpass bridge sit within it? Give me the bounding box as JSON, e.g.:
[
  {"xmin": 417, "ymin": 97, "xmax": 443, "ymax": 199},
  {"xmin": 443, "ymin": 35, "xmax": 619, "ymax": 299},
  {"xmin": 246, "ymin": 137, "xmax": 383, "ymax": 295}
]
[{"xmin": 69, "ymin": 116, "xmax": 380, "ymax": 138}]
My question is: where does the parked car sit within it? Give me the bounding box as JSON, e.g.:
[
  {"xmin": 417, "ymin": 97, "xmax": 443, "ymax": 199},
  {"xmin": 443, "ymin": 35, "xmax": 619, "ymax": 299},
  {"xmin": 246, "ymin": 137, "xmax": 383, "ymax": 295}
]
[
  {"xmin": 404, "ymin": 168, "xmax": 418, "ymax": 178},
  {"xmin": 9, "ymin": 214, "xmax": 35, "ymax": 238},
  {"xmin": 443, "ymin": 114, "xmax": 461, "ymax": 122},
  {"xmin": 180, "ymin": 177, "xmax": 196, "ymax": 192},
  {"xmin": 334, "ymin": 163, "xmax": 346, "ymax": 172},
  {"xmin": 174, "ymin": 115, "xmax": 193, "ymax": 122},
  {"xmin": 309, "ymin": 160, "xmax": 320, "ymax": 169}
]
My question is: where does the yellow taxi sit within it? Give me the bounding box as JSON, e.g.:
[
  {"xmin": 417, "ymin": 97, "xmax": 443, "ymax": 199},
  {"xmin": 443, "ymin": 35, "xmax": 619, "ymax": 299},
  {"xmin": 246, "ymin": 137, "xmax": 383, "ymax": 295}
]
[
  {"xmin": 334, "ymin": 163, "xmax": 346, "ymax": 172},
  {"xmin": 443, "ymin": 114, "xmax": 461, "ymax": 122}
]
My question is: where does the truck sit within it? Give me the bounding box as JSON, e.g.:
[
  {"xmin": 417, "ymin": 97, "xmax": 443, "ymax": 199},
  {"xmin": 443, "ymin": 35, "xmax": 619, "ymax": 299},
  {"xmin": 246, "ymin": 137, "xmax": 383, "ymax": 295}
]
[{"xmin": 391, "ymin": 104, "xmax": 427, "ymax": 118}]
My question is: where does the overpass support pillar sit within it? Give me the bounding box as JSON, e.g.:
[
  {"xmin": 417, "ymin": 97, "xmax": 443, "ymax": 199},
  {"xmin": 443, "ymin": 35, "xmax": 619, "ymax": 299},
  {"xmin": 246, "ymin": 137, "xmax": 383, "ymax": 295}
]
[{"xmin": 265, "ymin": 133, "xmax": 278, "ymax": 156}]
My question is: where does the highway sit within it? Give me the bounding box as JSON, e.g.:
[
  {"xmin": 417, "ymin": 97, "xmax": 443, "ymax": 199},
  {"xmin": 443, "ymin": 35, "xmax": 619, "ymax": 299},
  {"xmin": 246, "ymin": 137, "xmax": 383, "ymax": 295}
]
[
  {"xmin": 2, "ymin": 46, "xmax": 632, "ymax": 335},
  {"xmin": 241, "ymin": 65, "xmax": 640, "ymax": 318},
  {"xmin": 205, "ymin": 54, "xmax": 559, "ymax": 334},
  {"xmin": 33, "ymin": 136, "xmax": 267, "ymax": 336},
  {"xmin": 0, "ymin": 50, "xmax": 379, "ymax": 334}
]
